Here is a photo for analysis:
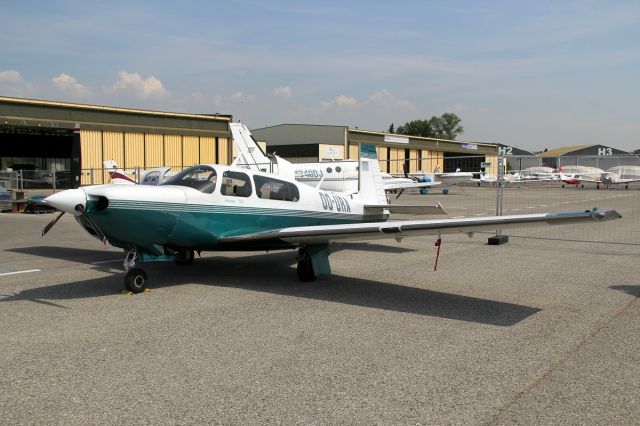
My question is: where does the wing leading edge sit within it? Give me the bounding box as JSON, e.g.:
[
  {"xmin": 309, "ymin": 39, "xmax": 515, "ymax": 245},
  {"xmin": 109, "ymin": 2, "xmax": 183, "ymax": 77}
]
[{"xmin": 219, "ymin": 209, "xmax": 621, "ymax": 245}]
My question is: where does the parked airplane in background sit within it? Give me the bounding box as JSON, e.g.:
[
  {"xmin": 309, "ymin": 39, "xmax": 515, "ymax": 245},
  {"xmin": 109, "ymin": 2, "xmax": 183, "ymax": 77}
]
[
  {"xmin": 44, "ymin": 143, "xmax": 620, "ymax": 294},
  {"xmin": 601, "ymin": 166, "xmax": 640, "ymax": 188},
  {"xmin": 415, "ymin": 166, "xmax": 474, "ymax": 186},
  {"xmin": 104, "ymin": 160, "xmax": 173, "ymax": 186},
  {"xmin": 230, "ymin": 122, "xmax": 440, "ymax": 194},
  {"xmin": 293, "ymin": 160, "xmax": 441, "ymax": 194}
]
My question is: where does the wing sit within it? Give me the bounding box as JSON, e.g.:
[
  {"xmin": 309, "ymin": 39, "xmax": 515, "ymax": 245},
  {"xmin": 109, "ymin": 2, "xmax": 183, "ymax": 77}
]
[
  {"xmin": 364, "ymin": 202, "xmax": 447, "ymax": 215},
  {"xmin": 219, "ymin": 209, "xmax": 621, "ymax": 246},
  {"xmin": 383, "ymin": 180, "xmax": 441, "ymax": 191}
]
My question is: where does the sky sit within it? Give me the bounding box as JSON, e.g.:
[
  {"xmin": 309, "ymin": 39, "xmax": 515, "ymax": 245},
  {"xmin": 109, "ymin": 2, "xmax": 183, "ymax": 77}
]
[{"xmin": 1, "ymin": 0, "xmax": 639, "ymax": 152}]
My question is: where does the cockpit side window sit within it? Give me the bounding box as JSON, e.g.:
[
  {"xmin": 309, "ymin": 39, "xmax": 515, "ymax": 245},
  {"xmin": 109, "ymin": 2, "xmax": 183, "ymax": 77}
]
[
  {"xmin": 220, "ymin": 171, "xmax": 252, "ymax": 197},
  {"xmin": 161, "ymin": 165, "xmax": 217, "ymax": 194},
  {"xmin": 253, "ymin": 175, "xmax": 300, "ymax": 202}
]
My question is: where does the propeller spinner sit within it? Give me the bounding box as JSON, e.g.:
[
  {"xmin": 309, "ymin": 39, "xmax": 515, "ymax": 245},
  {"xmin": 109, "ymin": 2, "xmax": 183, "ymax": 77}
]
[{"xmin": 41, "ymin": 189, "xmax": 88, "ymax": 237}]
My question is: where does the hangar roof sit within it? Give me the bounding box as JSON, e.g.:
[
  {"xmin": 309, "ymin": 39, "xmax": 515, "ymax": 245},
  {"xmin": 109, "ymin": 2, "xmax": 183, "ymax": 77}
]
[
  {"xmin": 252, "ymin": 123, "xmax": 497, "ymax": 155},
  {"xmin": 499, "ymin": 144, "xmax": 537, "ymax": 156},
  {"xmin": 0, "ymin": 96, "xmax": 232, "ymax": 136},
  {"xmin": 539, "ymin": 144, "xmax": 631, "ymax": 157}
]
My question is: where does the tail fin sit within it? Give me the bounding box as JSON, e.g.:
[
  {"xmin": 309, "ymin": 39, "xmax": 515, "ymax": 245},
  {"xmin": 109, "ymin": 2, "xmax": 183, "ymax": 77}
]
[
  {"xmin": 358, "ymin": 144, "xmax": 387, "ymax": 205},
  {"xmin": 230, "ymin": 123, "xmax": 272, "ymax": 172},
  {"xmin": 103, "ymin": 160, "xmax": 136, "ymax": 185}
]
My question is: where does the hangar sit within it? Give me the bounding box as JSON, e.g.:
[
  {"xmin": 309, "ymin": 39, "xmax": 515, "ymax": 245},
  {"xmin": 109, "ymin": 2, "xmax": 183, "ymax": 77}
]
[
  {"xmin": 251, "ymin": 124, "xmax": 498, "ymax": 175},
  {"xmin": 499, "ymin": 144, "xmax": 540, "ymax": 171},
  {"xmin": 539, "ymin": 144, "xmax": 638, "ymax": 169},
  {"xmin": 0, "ymin": 96, "xmax": 232, "ymax": 188}
]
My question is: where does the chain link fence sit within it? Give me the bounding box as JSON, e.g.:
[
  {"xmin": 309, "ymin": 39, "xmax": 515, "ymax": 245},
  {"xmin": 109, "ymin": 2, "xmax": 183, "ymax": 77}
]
[{"xmin": 2, "ymin": 157, "xmax": 638, "ymax": 245}]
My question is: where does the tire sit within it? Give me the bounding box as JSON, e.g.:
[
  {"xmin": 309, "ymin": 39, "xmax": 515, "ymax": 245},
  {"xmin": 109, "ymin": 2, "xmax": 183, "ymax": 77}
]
[
  {"xmin": 296, "ymin": 252, "xmax": 316, "ymax": 282},
  {"xmin": 174, "ymin": 249, "xmax": 194, "ymax": 266},
  {"xmin": 125, "ymin": 268, "xmax": 148, "ymax": 293}
]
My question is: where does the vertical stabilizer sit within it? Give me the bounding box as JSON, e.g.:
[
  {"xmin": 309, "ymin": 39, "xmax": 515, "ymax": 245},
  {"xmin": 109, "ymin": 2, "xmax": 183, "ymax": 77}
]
[
  {"xmin": 358, "ymin": 144, "xmax": 387, "ymax": 205},
  {"xmin": 230, "ymin": 123, "xmax": 272, "ymax": 172}
]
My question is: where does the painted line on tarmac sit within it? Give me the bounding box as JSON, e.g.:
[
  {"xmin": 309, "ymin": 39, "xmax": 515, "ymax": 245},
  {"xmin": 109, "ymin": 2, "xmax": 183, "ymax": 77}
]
[{"xmin": 0, "ymin": 269, "xmax": 42, "ymax": 277}]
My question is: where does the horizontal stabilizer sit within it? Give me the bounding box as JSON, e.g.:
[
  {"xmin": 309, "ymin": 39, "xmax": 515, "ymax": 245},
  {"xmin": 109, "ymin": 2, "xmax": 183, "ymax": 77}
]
[{"xmin": 364, "ymin": 202, "xmax": 447, "ymax": 215}]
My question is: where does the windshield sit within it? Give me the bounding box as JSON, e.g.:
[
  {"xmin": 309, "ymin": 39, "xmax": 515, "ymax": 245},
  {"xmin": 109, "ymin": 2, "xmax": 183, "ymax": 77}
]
[{"xmin": 161, "ymin": 165, "xmax": 217, "ymax": 194}]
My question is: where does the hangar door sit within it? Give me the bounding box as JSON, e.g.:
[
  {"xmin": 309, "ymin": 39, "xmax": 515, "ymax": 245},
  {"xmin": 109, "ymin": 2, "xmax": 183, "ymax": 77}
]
[
  {"xmin": 0, "ymin": 125, "xmax": 79, "ymax": 189},
  {"xmin": 443, "ymin": 152, "xmax": 485, "ymax": 173}
]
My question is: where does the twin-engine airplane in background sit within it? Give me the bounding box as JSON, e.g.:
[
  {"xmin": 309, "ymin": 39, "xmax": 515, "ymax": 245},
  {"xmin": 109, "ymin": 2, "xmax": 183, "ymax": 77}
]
[
  {"xmin": 44, "ymin": 143, "xmax": 621, "ymax": 294},
  {"xmin": 229, "ymin": 123, "xmax": 441, "ymax": 194}
]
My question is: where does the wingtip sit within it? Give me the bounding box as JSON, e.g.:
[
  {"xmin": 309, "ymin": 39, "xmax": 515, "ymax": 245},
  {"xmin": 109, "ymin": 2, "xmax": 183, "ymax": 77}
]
[{"xmin": 592, "ymin": 209, "xmax": 622, "ymax": 221}]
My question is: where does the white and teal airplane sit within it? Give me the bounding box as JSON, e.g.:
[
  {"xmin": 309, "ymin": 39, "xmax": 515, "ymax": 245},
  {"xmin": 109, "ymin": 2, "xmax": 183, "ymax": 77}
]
[{"xmin": 43, "ymin": 144, "xmax": 621, "ymax": 294}]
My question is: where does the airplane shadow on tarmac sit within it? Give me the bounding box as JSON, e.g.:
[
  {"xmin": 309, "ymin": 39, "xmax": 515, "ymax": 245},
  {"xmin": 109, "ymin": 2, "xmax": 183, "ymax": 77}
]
[
  {"xmin": 609, "ymin": 284, "xmax": 640, "ymax": 298},
  {"xmin": 4, "ymin": 246, "xmax": 540, "ymax": 326}
]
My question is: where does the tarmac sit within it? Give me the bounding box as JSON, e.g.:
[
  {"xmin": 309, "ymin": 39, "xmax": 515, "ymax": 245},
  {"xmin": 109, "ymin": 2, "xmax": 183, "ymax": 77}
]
[{"xmin": 0, "ymin": 185, "xmax": 639, "ymax": 424}]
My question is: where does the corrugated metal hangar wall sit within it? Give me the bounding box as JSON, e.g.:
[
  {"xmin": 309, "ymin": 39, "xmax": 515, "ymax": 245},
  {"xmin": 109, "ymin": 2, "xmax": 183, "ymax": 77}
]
[{"xmin": 0, "ymin": 97, "xmax": 232, "ymax": 187}]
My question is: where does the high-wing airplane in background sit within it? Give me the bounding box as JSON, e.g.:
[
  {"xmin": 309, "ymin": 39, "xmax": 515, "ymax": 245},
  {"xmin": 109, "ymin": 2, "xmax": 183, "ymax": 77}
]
[{"xmin": 44, "ymin": 143, "xmax": 621, "ymax": 294}]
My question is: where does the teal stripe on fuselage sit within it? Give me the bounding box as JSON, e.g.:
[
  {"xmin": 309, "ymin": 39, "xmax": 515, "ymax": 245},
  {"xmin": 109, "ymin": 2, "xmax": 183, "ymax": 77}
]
[{"xmin": 86, "ymin": 199, "xmax": 385, "ymax": 252}]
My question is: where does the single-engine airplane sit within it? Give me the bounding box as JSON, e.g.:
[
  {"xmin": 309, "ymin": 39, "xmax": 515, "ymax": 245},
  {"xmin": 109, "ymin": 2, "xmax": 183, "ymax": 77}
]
[
  {"xmin": 104, "ymin": 160, "xmax": 173, "ymax": 186},
  {"xmin": 43, "ymin": 144, "xmax": 621, "ymax": 294}
]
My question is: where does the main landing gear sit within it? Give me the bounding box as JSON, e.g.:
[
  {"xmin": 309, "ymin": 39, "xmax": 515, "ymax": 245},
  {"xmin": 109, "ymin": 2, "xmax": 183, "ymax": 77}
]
[
  {"xmin": 296, "ymin": 245, "xmax": 331, "ymax": 282},
  {"xmin": 174, "ymin": 249, "xmax": 195, "ymax": 266},
  {"xmin": 297, "ymin": 247, "xmax": 316, "ymax": 282}
]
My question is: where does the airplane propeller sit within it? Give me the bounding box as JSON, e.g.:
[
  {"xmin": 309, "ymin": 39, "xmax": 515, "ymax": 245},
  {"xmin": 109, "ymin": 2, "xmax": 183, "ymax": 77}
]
[
  {"xmin": 41, "ymin": 189, "xmax": 107, "ymax": 243},
  {"xmin": 41, "ymin": 211, "xmax": 65, "ymax": 237}
]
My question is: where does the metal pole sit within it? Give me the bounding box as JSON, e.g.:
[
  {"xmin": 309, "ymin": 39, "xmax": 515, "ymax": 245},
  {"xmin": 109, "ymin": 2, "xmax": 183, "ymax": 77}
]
[{"xmin": 52, "ymin": 170, "xmax": 57, "ymax": 193}]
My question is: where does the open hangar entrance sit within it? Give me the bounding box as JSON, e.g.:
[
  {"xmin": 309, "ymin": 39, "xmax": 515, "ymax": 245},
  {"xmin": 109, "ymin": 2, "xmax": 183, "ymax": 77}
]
[
  {"xmin": 0, "ymin": 96, "xmax": 233, "ymax": 189},
  {"xmin": 0, "ymin": 125, "xmax": 79, "ymax": 189},
  {"xmin": 443, "ymin": 152, "xmax": 486, "ymax": 173}
]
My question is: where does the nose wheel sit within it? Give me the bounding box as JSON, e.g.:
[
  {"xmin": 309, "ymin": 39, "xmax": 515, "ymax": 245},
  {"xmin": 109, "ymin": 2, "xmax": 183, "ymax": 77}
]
[
  {"xmin": 125, "ymin": 268, "xmax": 148, "ymax": 293},
  {"xmin": 123, "ymin": 247, "xmax": 149, "ymax": 293}
]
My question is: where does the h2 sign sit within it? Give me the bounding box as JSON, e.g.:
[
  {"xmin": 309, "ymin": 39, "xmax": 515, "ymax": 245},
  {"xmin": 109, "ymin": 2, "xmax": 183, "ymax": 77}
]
[{"xmin": 499, "ymin": 146, "xmax": 513, "ymax": 156}]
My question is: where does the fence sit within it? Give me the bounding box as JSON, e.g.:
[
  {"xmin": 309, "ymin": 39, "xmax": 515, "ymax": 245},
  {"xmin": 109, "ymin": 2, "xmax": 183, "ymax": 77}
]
[
  {"xmin": 2, "ymin": 156, "xmax": 638, "ymax": 245},
  {"xmin": 385, "ymin": 154, "xmax": 640, "ymax": 245},
  {"xmin": 0, "ymin": 170, "xmax": 72, "ymax": 191}
]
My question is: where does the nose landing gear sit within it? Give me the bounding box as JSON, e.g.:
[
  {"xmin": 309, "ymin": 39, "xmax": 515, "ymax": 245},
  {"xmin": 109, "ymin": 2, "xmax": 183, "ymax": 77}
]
[
  {"xmin": 125, "ymin": 268, "xmax": 148, "ymax": 293},
  {"xmin": 123, "ymin": 247, "xmax": 148, "ymax": 294}
]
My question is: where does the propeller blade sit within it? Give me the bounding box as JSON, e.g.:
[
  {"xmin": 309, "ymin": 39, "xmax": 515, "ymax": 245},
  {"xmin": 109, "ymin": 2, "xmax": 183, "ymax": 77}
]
[{"xmin": 42, "ymin": 211, "xmax": 65, "ymax": 237}]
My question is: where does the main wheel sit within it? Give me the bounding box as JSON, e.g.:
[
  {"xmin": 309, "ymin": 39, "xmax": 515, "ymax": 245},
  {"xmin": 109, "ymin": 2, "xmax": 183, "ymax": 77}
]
[
  {"xmin": 296, "ymin": 251, "xmax": 316, "ymax": 282},
  {"xmin": 125, "ymin": 268, "xmax": 148, "ymax": 293},
  {"xmin": 174, "ymin": 249, "xmax": 195, "ymax": 266}
]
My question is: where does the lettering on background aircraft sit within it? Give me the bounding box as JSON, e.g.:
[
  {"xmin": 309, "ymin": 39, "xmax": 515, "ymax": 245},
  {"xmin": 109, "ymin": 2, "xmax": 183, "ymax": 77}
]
[
  {"xmin": 319, "ymin": 192, "xmax": 351, "ymax": 213},
  {"xmin": 295, "ymin": 169, "xmax": 324, "ymax": 178}
]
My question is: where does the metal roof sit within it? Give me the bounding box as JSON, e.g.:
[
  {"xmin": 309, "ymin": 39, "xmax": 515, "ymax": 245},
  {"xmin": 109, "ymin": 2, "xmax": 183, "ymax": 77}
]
[
  {"xmin": 0, "ymin": 96, "xmax": 231, "ymax": 122},
  {"xmin": 538, "ymin": 145, "xmax": 592, "ymax": 157}
]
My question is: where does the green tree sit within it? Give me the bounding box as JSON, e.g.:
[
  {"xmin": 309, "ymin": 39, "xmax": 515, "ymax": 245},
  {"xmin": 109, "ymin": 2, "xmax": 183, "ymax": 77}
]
[
  {"xmin": 429, "ymin": 113, "xmax": 464, "ymax": 140},
  {"xmin": 396, "ymin": 113, "xmax": 464, "ymax": 140},
  {"xmin": 396, "ymin": 119, "xmax": 434, "ymax": 137},
  {"xmin": 388, "ymin": 123, "xmax": 395, "ymax": 133}
]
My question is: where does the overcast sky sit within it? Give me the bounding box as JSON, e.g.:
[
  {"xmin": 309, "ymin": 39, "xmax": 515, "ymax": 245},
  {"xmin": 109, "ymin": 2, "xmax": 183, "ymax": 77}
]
[{"xmin": 1, "ymin": 1, "xmax": 639, "ymax": 151}]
